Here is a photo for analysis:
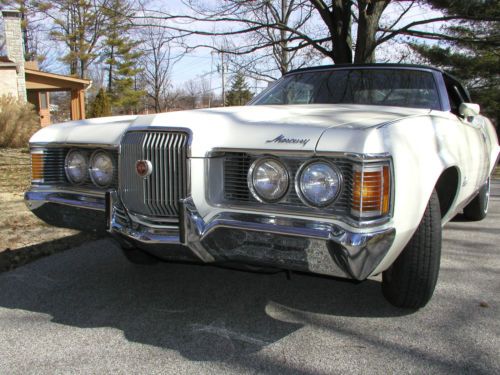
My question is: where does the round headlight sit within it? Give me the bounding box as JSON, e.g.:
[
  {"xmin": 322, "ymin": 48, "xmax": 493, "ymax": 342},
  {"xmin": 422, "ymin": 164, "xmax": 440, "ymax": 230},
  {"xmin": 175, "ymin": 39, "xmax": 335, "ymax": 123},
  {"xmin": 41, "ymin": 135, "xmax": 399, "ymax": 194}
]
[
  {"xmin": 65, "ymin": 149, "xmax": 88, "ymax": 184},
  {"xmin": 248, "ymin": 158, "xmax": 289, "ymax": 203},
  {"xmin": 297, "ymin": 161, "xmax": 342, "ymax": 207},
  {"xmin": 89, "ymin": 150, "xmax": 114, "ymax": 188}
]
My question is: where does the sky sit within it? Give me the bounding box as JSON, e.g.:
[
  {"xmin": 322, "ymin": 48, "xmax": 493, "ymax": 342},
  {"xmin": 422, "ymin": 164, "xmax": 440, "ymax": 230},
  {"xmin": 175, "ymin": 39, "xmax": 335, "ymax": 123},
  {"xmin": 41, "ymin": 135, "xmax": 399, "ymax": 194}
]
[
  {"xmin": 159, "ymin": 1, "xmax": 445, "ymax": 93},
  {"xmin": 0, "ymin": 0, "xmax": 445, "ymax": 96}
]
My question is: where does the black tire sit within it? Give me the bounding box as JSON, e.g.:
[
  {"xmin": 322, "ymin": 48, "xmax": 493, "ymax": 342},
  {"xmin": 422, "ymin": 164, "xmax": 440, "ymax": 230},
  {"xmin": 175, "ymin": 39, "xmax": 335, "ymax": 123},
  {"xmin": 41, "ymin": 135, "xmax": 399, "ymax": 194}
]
[
  {"xmin": 382, "ymin": 189, "xmax": 442, "ymax": 309},
  {"xmin": 463, "ymin": 178, "xmax": 490, "ymax": 221}
]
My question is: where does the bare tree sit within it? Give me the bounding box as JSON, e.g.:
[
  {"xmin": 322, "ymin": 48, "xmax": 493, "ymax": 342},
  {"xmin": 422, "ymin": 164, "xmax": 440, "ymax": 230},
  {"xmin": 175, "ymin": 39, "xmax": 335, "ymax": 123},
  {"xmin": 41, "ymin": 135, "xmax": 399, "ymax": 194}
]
[
  {"xmin": 138, "ymin": 18, "xmax": 181, "ymax": 113},
  {"xmin": 199, "ymin": 77, "xmax": 213, "ymax": 107},
  {"xmin": 86, "ymin": 61, "xmax": 108, "ymax": 95},
  {"xmin": 234, "ymin": 0, "xmax": 318, "ymax": 75},
  {"xmin": 183, "ymin": 79, "xmax": 200, "ymax": 109},
  {"xmin": 162, "ymin": 88, "xmax": 183, "ymax": 112},
  {"xmin": 137, "ymin": 0, "xmax": 495, "ymax": 65}
]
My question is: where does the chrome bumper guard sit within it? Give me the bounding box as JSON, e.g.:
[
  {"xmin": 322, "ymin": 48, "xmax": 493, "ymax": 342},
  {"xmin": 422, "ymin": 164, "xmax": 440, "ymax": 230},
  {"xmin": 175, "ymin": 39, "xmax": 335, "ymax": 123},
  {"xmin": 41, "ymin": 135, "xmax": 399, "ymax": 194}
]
[{"xmin": 107, "ymin": 191, "xmax": 395, "ymax": 280}]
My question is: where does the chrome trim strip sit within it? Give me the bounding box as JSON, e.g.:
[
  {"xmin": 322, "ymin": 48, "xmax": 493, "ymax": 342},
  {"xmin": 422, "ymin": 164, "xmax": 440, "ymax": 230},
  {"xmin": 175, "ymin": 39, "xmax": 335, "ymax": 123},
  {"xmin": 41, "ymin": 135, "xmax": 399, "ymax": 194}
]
[
  {"xmin": 207, "ymin": 148, "xmax": 391, "ymax": 162},
  {"xmin": 30, "ymin": 143, "xmax": 119, "ymax": 150},
  {"xmin": 27, "ymin": 186, "xmax": 107, "ymax": 197},
  {"xmin": 206, "ymin": 203, "xmax": 391, "ymax": 228},
  {"xmin": 207, "ymin": 148, "xmax": 314, "ymax": 158},
  {"xmin": 25, "ymin": 190, "xmax": 105, "ymax": 211}
]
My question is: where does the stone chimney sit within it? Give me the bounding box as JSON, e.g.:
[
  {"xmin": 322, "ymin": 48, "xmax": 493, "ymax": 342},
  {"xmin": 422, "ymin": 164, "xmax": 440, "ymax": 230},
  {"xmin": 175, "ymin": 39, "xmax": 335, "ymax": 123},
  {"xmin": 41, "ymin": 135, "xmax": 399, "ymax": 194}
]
[{"xmin": 2, "ymin": 10, "xmax": 26, "ymax": 101}]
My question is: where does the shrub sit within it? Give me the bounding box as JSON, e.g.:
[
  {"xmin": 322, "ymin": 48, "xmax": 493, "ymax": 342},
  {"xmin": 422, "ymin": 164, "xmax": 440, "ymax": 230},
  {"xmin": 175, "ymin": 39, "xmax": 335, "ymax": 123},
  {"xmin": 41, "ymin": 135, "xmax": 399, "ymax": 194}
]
[
  {"xmin": 0, "ymin": 95, "xmax": 40, "ymax": 148},
  {"xmin": 88, "ymin": 88, "xmax": 112, "ymax": 118}
]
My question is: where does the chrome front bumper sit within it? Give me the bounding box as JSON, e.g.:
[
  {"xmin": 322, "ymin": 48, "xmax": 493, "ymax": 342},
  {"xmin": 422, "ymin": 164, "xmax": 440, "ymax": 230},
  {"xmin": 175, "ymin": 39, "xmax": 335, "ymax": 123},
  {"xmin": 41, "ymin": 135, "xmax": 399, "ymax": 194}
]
[
  {"xmin": 107, "ymin": 193, "xmax": 395, "ymax": 280},
  {"xmin": 25, "ymin": 189, "xmax": 395, "ymax": 280}
]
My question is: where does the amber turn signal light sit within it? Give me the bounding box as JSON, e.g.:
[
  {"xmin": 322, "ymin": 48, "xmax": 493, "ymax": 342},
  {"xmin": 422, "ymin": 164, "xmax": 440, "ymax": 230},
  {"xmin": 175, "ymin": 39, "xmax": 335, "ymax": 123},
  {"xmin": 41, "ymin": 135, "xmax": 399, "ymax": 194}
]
[
  {"xmin": 351, "ymin": 164, "xmax": 391, "ymax": 219},
  {"xmin": 31, "ymin": 151, "xmax": 44, "ymax": 183}
]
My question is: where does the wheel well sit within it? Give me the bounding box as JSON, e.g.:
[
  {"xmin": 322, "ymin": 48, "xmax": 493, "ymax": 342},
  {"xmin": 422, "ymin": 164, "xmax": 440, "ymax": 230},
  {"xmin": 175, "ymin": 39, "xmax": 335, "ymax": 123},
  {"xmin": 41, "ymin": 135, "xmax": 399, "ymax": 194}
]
[{"xmin": 435, "ymin": 167, "xmax": 460, "ymax": 218}]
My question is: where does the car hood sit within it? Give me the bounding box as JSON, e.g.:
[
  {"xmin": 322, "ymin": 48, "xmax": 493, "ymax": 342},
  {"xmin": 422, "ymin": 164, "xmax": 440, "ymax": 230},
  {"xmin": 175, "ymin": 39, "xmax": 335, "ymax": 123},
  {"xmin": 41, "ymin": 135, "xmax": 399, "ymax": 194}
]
[{"xmin": 30, "ymin": 105, "xmax": 430, "ymax": 156}]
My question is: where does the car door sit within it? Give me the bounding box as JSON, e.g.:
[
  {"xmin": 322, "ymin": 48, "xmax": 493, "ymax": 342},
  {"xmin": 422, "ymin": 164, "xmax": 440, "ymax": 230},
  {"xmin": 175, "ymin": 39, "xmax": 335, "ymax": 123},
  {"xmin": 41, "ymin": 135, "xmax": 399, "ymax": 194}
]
[{"xmin": 445, "ymin": 80, "xmax": 488, "ymax": 194}]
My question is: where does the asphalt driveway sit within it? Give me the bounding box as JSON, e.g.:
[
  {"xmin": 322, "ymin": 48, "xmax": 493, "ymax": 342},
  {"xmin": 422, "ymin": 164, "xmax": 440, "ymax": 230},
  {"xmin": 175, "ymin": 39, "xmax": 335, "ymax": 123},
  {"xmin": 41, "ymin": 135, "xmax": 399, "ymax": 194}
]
[{"xmin": 0, "ymin": 182, "xmax": 499, "ymax": 374}]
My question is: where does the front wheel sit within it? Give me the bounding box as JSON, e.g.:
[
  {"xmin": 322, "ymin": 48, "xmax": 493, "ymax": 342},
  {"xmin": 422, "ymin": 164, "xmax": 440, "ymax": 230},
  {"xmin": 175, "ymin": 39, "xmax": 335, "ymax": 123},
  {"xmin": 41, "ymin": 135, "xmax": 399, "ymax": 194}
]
[
  {"xmin": 382, "ymin": 189, "xmax": 442, "ymax": 309},
  {"xmin": 463, "ymin": 178, "xmax": 490, "ymax": 221}
]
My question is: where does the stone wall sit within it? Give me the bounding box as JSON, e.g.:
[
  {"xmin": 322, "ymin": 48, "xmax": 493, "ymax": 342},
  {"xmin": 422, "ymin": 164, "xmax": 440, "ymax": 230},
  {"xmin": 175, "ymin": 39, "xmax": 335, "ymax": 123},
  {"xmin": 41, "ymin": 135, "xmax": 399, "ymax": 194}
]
[
  {"xmin": 0, "ymin": 68, "xmax": 19, "ymax": 98},
  {"xmin": 1, "ymin": 10, "xmax": 26, "ymax": 101}
]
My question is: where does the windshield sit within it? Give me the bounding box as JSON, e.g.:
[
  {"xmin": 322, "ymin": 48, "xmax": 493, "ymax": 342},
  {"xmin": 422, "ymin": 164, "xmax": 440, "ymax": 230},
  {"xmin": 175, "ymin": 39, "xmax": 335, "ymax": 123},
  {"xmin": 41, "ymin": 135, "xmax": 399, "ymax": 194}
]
[{"xmin": 252, "ymin": 69, "xmax": 441, "ymax": 110}]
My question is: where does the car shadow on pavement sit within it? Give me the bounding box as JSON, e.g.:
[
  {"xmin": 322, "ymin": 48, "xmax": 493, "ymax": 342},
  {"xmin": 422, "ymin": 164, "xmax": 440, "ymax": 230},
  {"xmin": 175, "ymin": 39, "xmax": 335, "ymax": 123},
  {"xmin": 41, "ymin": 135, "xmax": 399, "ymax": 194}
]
[
  {"xmin": 0, "ymin": 237, "xmax": 412, "ymax": 361},
  {"xmin": 0, "ymin": 232, "xmax": 104, "ymax": 272}
]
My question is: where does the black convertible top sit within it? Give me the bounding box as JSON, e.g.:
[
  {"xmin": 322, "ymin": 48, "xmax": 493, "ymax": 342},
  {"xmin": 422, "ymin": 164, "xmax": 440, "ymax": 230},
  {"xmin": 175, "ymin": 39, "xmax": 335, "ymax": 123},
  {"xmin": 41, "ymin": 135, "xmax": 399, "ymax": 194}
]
[
  {"xmin": 285, "ymin": 63, "xmax": 467, "ymax": 97},
  {"xmin": 286, "ymin": 63, "xmax": 445, "ymax": 76}
]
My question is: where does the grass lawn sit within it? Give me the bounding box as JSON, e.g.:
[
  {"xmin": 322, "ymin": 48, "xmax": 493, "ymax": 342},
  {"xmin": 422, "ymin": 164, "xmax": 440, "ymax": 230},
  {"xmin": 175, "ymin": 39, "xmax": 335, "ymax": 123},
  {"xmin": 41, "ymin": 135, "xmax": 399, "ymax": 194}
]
[{"xmin": 0, "ymin": 148, "xmax": 101, "ymax": 272}]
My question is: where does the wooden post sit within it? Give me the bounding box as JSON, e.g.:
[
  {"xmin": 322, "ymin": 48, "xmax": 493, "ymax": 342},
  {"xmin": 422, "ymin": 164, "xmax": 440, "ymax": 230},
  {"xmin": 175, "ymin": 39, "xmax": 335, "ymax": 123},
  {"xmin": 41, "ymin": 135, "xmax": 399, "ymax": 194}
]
[
  {"xmin": 78, "ymin": 89, "xmax": 85, "ymax": 119},
  {"xmin": 70, "ymin": 89, "xmax": 80, "ymax": 120}
]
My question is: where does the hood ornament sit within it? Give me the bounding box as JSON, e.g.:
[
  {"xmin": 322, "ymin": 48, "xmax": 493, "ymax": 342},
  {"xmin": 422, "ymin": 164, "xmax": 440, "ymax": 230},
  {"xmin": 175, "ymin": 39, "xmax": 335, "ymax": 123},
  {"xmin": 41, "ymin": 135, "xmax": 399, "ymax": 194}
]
[
  {"xmin": 135, "ymin": 160, "xmax": 153, "ymax": 178},
  {"xmin": 266, "ymin": 134, "xmax": 310, "ymax": 147}
]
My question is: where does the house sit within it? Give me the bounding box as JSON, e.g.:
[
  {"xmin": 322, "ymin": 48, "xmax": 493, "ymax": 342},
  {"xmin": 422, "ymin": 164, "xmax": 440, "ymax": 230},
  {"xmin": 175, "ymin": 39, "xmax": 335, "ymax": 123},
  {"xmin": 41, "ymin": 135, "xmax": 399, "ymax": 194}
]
[{"xmin": 0, "ymin": 9, "xmax": 91, "ymax": 126}]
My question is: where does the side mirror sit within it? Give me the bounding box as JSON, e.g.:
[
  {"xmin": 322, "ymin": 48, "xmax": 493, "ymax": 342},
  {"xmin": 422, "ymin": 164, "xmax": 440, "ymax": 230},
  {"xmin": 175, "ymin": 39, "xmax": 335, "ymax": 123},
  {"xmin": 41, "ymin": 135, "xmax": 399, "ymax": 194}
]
[{"xmin": 459, "ymin": 102, "xmax": 480, "ymax": 117}]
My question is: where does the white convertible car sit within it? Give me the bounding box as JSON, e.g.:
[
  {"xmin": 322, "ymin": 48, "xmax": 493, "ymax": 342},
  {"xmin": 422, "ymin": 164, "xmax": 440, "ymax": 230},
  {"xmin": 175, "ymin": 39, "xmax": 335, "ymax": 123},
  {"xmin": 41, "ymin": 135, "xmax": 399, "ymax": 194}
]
[{"xmin": 25, "ymin": 64, "xmax": 499, "ymax": 309}]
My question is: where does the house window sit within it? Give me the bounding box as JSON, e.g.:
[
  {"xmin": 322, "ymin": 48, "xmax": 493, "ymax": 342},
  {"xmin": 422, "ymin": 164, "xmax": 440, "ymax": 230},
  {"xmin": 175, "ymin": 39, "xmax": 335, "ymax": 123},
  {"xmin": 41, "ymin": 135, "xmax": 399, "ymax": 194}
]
[{"xmin": 39, "ymin": 92, "xmax": 48, "ymax": 109}]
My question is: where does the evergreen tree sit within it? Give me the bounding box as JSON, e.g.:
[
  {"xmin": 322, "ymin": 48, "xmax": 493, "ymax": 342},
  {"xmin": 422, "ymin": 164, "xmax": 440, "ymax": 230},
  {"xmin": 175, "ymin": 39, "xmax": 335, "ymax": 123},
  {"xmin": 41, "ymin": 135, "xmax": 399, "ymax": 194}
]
[
  {"xmin": 88, "ymin": 88, "xmax": 111, "ymax": 118},
  {"xmin": 103, "ymin": 0, "xmax": 144, "ymax": 114},
  {"xmin": 413, "ymin": 0, "xmax": 499, "ymax": 127},
  {"xmin": 35, "ymin": 0, "xmax": 109, "ymax": 78},
  {"xmin": 225, "ymin": 73, "xmax": 253, "ymax": 106}
]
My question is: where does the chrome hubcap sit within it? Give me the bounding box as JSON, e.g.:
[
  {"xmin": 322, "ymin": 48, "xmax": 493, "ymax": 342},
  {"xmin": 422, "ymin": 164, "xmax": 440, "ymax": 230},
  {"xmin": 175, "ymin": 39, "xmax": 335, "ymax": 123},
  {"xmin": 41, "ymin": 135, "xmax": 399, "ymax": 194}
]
[{"xmin": 484, "ymin": 178, "xmax": 490, "ymax": 214}]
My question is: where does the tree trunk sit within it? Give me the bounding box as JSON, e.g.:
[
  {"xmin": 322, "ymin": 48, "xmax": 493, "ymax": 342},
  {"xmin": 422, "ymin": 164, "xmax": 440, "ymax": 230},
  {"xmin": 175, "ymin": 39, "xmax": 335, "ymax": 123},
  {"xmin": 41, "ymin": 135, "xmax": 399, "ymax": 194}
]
[
  {"xmin": 108, "ymin": 45, "xmax": 114, "ymax": 92},
  {"xmin": 331, "ymin": 0, "xmax": 353, "ymax": 64},
  {"xmin": 354, "ymin": 0, "xmax": 389, "ymax": 63},
  {"xmin": 279, "ymin": 0, "xmax": 289, "ymax": 74},
  {"xmin": 80, "ymin": 59, "xmax": 85, "ymax": 79}
]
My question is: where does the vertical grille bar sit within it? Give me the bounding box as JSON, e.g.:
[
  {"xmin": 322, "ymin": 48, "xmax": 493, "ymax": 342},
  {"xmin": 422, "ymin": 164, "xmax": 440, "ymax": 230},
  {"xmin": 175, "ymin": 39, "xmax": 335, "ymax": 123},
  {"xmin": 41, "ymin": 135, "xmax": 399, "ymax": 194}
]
[{"xmin": 119, "ymin": 131, "xmax": 189, "ymax": 220}]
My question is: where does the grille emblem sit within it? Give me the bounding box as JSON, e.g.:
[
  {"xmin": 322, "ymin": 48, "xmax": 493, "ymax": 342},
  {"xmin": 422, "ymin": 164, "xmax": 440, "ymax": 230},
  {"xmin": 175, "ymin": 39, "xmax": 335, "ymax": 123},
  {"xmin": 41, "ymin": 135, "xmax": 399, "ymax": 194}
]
[{"xmin": 135, "ymin": 160, "xmax": 153, "ymax": 178}]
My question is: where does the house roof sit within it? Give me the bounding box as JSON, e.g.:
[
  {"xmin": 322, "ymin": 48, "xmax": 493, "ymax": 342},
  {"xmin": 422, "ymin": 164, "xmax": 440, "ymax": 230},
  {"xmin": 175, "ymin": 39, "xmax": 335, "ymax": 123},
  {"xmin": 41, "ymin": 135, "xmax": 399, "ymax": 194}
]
[
  {"xmin": 25, "ymin": 68, "xmax": 92, "ymax": 91},
  {"xmin": 0, "ymin": 56, "xmax": 14, "ymax": 63},
  {"xmin": 0, "ymin": 56, "xmax": 17, "ymax": 71}
]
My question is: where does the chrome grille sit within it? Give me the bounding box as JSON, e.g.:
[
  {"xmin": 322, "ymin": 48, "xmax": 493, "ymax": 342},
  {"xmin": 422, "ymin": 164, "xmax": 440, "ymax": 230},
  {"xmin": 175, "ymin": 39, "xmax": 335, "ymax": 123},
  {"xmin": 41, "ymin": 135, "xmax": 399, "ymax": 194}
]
[
  {"xmin": 223, "ymin": 152, "xmax": 353, "ymax": 215},
  {"xmin": 119, "ymin": 131, "xmax": 189, "ymax": 219},
  {"xmin": 42, "ymin": 148, "xmax": 67, "ymax": 185}
]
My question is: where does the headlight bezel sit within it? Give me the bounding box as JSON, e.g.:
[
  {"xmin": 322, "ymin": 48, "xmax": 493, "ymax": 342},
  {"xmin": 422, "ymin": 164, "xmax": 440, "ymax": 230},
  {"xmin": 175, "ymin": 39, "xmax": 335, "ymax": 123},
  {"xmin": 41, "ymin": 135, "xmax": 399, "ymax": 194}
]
[
  {"xmin": 64, "ymin": 149, "xmax": 90, "ymax": 185},
  {"xmin": 89, "ymin": 149, "xmax": 115, "ymax": 188},
  {"xmin": 247, "ymin": 157, "xmax": 290, "ymax": 203},
  {"xmin": 295, "ymin": 159, "xmax": 343, "ymax": 208}
]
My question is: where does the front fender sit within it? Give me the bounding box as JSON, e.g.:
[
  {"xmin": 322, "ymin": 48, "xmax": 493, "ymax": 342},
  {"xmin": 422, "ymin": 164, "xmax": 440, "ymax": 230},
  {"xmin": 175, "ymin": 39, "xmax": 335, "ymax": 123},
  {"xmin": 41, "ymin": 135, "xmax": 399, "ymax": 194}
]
[{"xmin": 372, "ymin": 115, "xmax": 463, "ymax": 274}]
